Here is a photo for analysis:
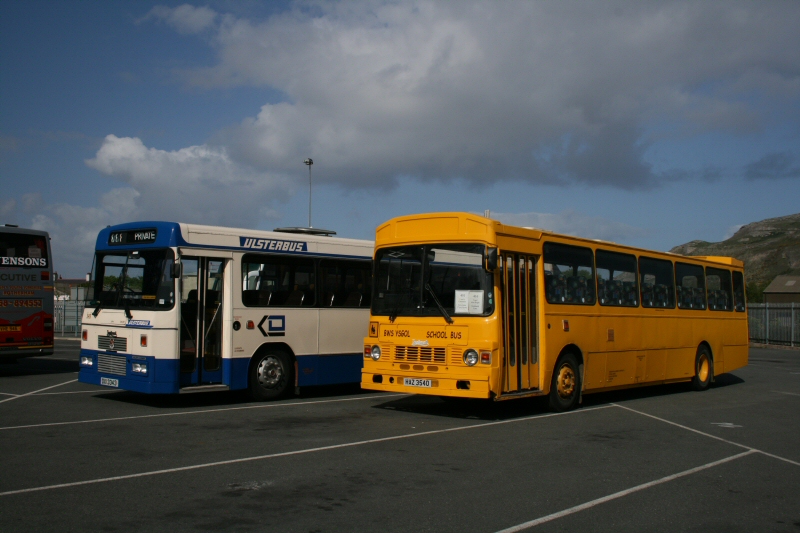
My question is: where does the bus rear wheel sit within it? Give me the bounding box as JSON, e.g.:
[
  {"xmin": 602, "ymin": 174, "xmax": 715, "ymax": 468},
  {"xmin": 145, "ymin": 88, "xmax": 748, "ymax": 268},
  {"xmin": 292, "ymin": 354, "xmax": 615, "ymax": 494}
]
[
  {"xmin": 247, "ymin": 350, "xmax": 293, "ymax": 401},
  {"xmin": 549, "ymin": 352, "xmax": 581, "ymax": 412},
  {"xmin": 691, "ymin": 345, "xmax": 712, "ymax": 391}
]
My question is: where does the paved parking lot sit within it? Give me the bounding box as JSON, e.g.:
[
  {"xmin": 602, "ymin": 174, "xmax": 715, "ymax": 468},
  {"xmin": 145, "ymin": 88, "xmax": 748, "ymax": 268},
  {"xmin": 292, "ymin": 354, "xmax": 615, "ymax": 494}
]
[{"xmin": 0, "ymin": 341, "xmax": 798, "ymax": 532}]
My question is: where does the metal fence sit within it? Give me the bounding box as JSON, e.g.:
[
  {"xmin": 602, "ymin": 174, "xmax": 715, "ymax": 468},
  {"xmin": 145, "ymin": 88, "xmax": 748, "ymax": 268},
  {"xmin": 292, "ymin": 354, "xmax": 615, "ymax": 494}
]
[
  {"xmin": 748, "ymin": 303, "xmax": 799, "ymax": 347},
  {"xmin": 54, "ymin": 300, "xmax": 85, "ymax": 337}
]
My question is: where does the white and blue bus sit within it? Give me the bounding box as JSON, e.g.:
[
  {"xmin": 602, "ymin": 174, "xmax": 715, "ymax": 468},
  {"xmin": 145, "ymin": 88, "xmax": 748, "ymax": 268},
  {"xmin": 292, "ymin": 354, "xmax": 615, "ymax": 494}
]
[{"xmin": 78, "ymin": 222, "xmax": 373, "ymax": 399}]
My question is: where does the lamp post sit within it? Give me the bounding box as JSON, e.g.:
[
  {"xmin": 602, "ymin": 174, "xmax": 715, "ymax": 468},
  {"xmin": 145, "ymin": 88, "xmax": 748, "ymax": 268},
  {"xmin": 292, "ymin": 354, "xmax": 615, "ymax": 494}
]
[{"xmin": 304, "ymin": 158, "xmax": 313, "ymax": 228}]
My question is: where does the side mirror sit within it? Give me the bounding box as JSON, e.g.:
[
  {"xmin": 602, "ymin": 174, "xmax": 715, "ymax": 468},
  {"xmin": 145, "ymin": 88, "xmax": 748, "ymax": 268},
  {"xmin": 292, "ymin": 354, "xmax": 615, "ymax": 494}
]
[
  {"xmin": 486, "ymin": 247, "xmax": 498, "ymax": 271},
  {"xmin": 171, "ymin": 262, "xmax": 182, "ymax": 279}
]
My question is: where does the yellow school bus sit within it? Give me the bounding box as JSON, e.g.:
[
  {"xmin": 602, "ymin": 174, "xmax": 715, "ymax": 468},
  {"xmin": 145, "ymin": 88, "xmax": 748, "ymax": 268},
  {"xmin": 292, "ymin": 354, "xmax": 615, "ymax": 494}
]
[{"xmin": 361, "ymin": 212, "xmax": 748, "ymax": 411}]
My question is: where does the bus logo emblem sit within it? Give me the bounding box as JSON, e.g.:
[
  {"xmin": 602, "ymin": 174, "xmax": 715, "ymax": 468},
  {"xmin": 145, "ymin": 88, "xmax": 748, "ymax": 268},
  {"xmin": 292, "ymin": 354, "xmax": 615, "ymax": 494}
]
[{"xmin": 257, "ymin": 315, "xmax": 286, "ymax": 337}]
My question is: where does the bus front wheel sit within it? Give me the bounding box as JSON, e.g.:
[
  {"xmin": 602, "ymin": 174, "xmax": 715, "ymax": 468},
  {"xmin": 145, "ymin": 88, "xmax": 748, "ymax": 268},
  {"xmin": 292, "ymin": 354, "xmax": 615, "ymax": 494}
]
[
  {"xmin": 248, "ymin": 350, "xmax": 293, "ymax": 401},
  {"xmin": 691, "ymin": 345, "xmax": 712, "ymax": 391},
  {"xmin": 549, "ymin": 352, "xmax": 581, "ymax": 412}
]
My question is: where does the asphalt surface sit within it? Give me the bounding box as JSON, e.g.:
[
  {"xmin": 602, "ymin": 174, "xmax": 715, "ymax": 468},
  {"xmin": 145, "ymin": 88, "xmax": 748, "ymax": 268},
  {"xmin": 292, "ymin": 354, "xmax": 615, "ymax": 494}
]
[{"xmin": 0, "ymin": 341, "xmax": 798, "ymax": 532}]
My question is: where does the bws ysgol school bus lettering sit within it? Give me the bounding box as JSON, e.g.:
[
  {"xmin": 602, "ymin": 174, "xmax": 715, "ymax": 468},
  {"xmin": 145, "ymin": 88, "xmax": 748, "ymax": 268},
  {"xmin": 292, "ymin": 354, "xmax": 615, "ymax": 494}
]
[
  {"xmin": 427, "ymin": 330, "xmax": 447, "ymax": 339},
  {"xmin": 382, "ymin": 329, "xmax": 410, "ymax": 338},
  {"xmin": 240, "ymin": 237, "xmax": 308, "ymax": 252},
  {"xmin": 1, "ymin": 257, "xmax": 47, "ymax": 267}
]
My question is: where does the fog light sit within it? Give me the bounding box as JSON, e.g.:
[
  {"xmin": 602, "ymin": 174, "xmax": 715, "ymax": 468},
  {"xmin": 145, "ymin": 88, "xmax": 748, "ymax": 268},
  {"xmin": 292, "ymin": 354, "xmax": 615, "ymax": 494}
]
[
  {"xmin": 480, "ymin": 350, "xmax": 491, "ymax": 364},
  {"xmin": 140, "ymin": 335, "xmax": 147, "ymax": 347},
  {"xmin": 463, "ymin": 349, "xmax": 479, "ymax": 366},
  {"xmin": 80, "ymin": 356, "xmax": 93, "ymax": 366},
  {"xmin": 82, "ymin": 329, "xmax": 88, "ymax": 341},
  {"xmin": 370, "ymin": 345, "xmax": 381, "ymax": 361}
]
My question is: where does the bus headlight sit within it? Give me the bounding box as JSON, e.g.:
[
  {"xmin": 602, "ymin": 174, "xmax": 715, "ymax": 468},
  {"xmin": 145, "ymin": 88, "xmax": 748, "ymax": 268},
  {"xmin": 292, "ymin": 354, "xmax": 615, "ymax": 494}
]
[
  {"xmin": 463, "ymin": 349, "xmax": 479, "ymax": 366},
  {"xmin": 132, "ymin": 363, "xmax": 148, "ymax": 374},
  {"xmin": 80, "ymin": 356, "xmax": 93, "ymax": 366},
  {"xmin": 370, "ymin": 345, "xmax": 382, "ymax": 361}
]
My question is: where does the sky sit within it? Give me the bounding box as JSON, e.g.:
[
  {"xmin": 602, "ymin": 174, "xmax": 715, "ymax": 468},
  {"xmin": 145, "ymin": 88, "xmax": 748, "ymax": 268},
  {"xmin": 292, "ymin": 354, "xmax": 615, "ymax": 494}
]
[{"xmin": 1, "ymin": 0, "xmax": 799, "ymax": 278}]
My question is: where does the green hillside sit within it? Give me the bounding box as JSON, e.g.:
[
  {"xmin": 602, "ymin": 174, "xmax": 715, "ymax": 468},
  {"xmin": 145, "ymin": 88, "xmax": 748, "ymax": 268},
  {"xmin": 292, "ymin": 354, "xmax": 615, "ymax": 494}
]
[{"xmin": 669, "ymin": 212, "xmax": 800, "ymax": 302}]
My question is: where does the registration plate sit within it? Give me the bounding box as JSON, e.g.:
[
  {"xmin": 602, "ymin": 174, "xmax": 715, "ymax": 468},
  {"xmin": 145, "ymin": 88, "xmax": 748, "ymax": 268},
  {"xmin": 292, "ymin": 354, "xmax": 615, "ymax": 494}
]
[
  {"xmin": 100, "ymin": 377, "xmax": 119, "ymax": 388},
  {"xmin": 404, "ymin": 378, "xmax": 432, "ymax": 388}
]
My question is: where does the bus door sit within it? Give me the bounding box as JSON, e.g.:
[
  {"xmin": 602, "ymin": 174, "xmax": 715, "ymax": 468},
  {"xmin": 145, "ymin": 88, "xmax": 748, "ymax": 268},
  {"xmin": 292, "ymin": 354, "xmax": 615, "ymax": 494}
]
[
  {"xmin": 179, "ymin": 257, "xmax": 226, "ymax": 386},
  {"xmin": 501, "ymin": 253, "xmax": 539, "ymax": 393}
]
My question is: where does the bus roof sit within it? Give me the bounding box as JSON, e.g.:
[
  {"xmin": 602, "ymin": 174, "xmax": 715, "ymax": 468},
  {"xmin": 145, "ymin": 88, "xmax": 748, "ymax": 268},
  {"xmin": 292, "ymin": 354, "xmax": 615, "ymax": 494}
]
[
  {"xmin": 95, "ymin": 221, "xmax": 373, "ymax": 259},
  {"xmin": 375, "ymin": 212, "xmax": 744, "ymax": 269},
  {"xmin": 0, "ymin": 225, "xmax": 50, "ymax": 237}
]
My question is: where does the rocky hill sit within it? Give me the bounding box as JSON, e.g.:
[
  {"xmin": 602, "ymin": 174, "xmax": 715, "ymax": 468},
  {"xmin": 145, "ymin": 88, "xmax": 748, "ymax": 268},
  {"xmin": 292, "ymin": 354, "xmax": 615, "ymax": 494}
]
[{"xmin": 669, "ymin": 212, "xmax": 800, "ymax": 300}]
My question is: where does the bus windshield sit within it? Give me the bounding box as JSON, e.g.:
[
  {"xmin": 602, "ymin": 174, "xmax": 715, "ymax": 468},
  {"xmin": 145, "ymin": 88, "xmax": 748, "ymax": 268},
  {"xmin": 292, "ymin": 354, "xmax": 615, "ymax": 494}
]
[
  {"xmin": 87, "ymin": 249, "xmax": 176, "ymax": 311},
  {"xmin": 372, "ymin": 243, "xmax": 494, "ymax": 319}
]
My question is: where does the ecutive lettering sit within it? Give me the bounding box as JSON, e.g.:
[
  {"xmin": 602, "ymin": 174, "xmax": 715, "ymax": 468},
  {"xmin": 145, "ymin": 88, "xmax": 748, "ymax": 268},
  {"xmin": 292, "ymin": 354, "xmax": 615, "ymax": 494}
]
[
  {"xmin": 1, "ymin": 257, "xmax": 47, "ymax": 267},
  {"xmin": 0, "ymin": 273, "xmax": 39, "ymax": 282}
]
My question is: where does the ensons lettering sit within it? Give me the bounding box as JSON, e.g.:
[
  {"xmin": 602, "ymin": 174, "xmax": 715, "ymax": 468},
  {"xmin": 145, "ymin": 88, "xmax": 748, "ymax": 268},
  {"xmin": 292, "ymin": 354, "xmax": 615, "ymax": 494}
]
[
  {"xmin": 1, "ymin": 257, "xmax": 48, "ymax": 267},
  {"xmin": 239, "ymin": 237, "xmax": 308, "ymax": 252}
]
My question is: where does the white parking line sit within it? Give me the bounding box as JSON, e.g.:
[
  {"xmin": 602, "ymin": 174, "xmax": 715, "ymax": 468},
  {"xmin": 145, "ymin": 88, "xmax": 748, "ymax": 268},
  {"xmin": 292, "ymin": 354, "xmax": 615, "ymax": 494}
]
[
  {"xmin": 0, "ymin": 392, "xmax": 20, "ymax": 397},
  {"xmin": 0, "ymin": 405, "xmax": 613, "ymax": 496},
  {"xmin": 773, "ymin": 391, "xmax": 800, "ymax": 397},
  {"xmin": 0, "ymin": 393, "xmax": 408, "ymax": 431},
  {"xmin": 0, "ymin": 379, "xmax": 77, "ymax": 405},
  {"xmin": 613, "ymin": 403, "xmax": 800, "ymax": 467},
  {"xmin": 494, "ymin": 450, "xmax": 756, "ymax": 533}
]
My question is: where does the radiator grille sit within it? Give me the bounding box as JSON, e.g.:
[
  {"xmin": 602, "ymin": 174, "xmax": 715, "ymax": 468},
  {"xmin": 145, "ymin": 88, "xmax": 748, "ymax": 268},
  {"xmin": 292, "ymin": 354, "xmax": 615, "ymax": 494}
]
[
  {"xmin": 449, "ymin": 347, "xmax": 465, "ymax": 366},
  {"xmin": 98, "ymin": 335, "xmax": 127, "ymax": 352},
  {"xmin": 394, "ymin": 345, "xmax": 446, "ymax": 363},
  {"xmin": 97, "ymin": 354, "xmax": 127, "ymax": 376}
]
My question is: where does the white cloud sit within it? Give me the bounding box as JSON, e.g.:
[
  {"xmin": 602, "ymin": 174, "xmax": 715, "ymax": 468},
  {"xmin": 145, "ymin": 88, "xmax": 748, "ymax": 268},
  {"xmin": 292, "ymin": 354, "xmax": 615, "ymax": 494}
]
[
  {"xmin": 144, "ymin": 4, "xmax": 217, "ymax": 35},
  {"xmin": 0, "ymin": 199, "xmax": 15, "ymax": 220},
  {"xmin": 492, "ymin": 210, "xmax": 649, "ymax": 243},
  {"xmin": 85, "ymin": 134, "xmax": 293, "ymax": 227},
  {"xmin": 145, "ymin": 1, "xmax": 800, "ymax": 190}
]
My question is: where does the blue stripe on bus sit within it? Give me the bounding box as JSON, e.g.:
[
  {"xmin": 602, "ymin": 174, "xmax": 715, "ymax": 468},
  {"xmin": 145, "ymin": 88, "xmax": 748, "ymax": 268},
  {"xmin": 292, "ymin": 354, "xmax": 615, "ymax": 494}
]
[{"xmin": 78, "ymin": 349, "xmax": 363, "ymax": 393}]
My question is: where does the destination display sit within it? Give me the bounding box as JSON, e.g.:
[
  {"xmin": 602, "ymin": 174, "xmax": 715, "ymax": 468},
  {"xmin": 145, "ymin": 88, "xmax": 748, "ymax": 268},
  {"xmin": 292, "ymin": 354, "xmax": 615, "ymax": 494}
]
[{"xmin": 109, "ymin": 229, "xmax": 157, "ymax": 246}]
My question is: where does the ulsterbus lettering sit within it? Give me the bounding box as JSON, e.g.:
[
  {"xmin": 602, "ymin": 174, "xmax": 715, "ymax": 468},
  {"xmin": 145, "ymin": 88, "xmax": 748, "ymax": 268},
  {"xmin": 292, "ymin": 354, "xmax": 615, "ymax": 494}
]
[
  {"xmin": 1, "ymin": 257, "xmax": 48, "ymax": 267},
  {"xmin": 239, "ymin": 237, "xmax": 308, "ymax": 252}
]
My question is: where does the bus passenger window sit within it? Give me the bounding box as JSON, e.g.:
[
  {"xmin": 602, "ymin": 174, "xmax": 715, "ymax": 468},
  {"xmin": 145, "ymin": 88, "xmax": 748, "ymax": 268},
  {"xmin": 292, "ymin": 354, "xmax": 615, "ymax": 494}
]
[
  {"xmin": 241, "ymin": 255, "xmax": 315, "ymax": 307},
  {"xmin": 675, "ymin": 262, "xmax": 706, "ymax": 310},
  {"xmin": 706, "ymin": 267, "xmax": 732, "ymax": 311},
  {"xmin": 319, "ymin": 260, "xmax": 372, "ymax": 308},
  {"xmin": 543, "ymin": 243, "xmax": 595, "ymax": 305},
  {"xmin": 639, "ymin": 257, "xmax": 675, "ymax": 308},
  {"xmin": 733, "ymin": 271, "xmax": 746, "ymax": 312},
  {"xmin": 596, "ymin": 250, "xmax": 638, "ymax": 307}
]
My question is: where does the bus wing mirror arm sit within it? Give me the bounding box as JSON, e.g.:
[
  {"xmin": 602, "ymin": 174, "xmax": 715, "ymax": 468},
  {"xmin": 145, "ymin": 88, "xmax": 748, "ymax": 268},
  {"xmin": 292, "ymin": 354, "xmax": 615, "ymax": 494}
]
[{"xmin": 487, "ymin": 247, "xmax": 498, "ymax": 271}]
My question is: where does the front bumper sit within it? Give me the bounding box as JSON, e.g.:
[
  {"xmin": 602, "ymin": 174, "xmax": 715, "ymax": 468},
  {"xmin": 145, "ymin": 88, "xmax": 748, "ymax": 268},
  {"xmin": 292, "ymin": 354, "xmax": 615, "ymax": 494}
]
[{"xmin": 361, "ymin": 370, "xmax": 491, "ymax": 399}]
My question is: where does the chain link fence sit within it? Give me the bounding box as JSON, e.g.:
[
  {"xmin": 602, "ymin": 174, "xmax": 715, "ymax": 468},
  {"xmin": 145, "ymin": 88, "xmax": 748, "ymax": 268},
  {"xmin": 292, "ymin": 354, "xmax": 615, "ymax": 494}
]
[
  {"xmin": 54, "ymin": 300, "xmax": 85, "ymax": 337},
  {"xmin": 748, "ymin": 303, "xmax": 799, "ymax": 347}
]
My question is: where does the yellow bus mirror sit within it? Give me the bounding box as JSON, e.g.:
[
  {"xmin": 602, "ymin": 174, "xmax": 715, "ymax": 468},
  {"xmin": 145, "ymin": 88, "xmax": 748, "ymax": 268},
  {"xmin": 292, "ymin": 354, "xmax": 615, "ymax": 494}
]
[{"xmin": 487, "ymin": 247, "xmax": 498, "ymax": 271}]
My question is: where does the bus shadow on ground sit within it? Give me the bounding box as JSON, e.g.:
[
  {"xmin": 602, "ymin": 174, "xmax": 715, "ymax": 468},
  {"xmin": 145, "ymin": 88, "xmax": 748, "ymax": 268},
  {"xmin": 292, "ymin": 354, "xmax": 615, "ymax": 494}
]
[
  {"xmin": 90, "ymin": 382, "xmax": 376, "ymax": 409},
  {"xmin": 0, "ymin": 357, "xmax": 79, "ymax": 377},
  {"xmin": 371, "ymin": 373, "xmax": 746, "ymax": 421}
]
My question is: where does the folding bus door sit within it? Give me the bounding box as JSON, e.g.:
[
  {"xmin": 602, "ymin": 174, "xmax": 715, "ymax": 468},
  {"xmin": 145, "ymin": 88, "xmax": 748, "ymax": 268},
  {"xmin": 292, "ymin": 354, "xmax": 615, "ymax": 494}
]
[
  {"xmin": 501, "ymin": 253, "xmax": 539, "ymax": 393},
  {"xmin": 179, "ymin": 257, "xmax": 226, "ymax": 387}
]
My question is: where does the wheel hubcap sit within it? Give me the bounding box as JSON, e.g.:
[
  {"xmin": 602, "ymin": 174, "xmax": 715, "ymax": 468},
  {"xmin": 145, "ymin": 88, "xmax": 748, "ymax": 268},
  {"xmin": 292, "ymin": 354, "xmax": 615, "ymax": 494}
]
[
  {"xmin": 557, "ymin": 365, "xmax": 576, "ymax": 399},
  {"xmin": 257, "ymin": 356, "xmax": 283, "ymax": 388},
  {"xmin": 698, "ymin": 355, "xmax": 709, "ymax": 382}
]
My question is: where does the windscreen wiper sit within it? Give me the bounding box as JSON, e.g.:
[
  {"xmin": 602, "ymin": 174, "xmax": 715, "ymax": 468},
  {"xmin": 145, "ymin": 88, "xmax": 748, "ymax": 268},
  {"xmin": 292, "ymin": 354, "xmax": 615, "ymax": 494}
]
[{"xmin": 424, "ymin": 283, "xmax": 453, "ymax": 324}]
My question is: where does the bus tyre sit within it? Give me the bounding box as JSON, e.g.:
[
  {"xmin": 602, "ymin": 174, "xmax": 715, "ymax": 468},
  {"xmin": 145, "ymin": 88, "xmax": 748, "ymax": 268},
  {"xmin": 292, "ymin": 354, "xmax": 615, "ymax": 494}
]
[
  {"xmin": 248, "ymin": 350, "xmax": 293, "ymax": 401},
  {"xmin": 691, "ymin": 345, "xmax": 712, "ymax": 391},
  {"xmin": 549, "ymin": 352, "xmax": 581, "ymax": 412}
]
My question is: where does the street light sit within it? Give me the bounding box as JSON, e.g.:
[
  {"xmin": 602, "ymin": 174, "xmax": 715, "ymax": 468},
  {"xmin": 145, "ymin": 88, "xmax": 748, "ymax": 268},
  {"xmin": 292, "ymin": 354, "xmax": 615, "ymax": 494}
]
[{"xmin": 304, "ymin": 158, "xmax": 313, "ymax": 228}]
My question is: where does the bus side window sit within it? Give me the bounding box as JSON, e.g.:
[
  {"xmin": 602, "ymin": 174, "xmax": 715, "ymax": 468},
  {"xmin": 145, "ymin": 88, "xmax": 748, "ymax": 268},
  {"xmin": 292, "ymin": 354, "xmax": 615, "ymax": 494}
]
[
  {"xmin": 675, "ymin": 262, "xmax": 706, "ymax": 310},
  {"xmin": 596, "ymin": 249, "xmax": 638, "ymax": 307},
  {"xmin": 706, "ymin": 267, "xmax": 732, "ymax": 311},
  {"xmin": 241, "ymin": 255, "xmax": 315, "ymax": 307},
  {"xmin": 543, "ymin": 242, "xmax": 595, "ymax": 305},
  {"xmin": 639, "ymin": 256, "xmax": 675, "ymax": 308},
  {"xmin": 733, "ymin": 271, "xmax": 746, "ymax": 312},
  {"xmin": 319, "ymin": 260, "xmax": 371, "ymax": 308}
]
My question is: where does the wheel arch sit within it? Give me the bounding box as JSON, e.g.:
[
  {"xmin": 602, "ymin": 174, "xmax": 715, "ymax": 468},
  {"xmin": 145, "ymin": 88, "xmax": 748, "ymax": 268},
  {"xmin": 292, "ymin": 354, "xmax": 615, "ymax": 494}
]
[
  {"xmin": 249, "ymin": 342, "xmax": 296, "ymax": 373},
  {"xmin": 553, "ymin": 343, "xmax": 585, "ymax": 394},
  {"xmin": 698, "ymin": 340, "xmax": 714, "ymax": 381}
]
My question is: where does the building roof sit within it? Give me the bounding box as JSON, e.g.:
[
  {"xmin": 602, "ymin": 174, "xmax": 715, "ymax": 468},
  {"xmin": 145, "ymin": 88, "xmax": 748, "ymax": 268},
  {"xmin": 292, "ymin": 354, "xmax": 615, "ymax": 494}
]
[{"xmin": 763, "ymin": 275, "xmax": 800, "ymax": 294}]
